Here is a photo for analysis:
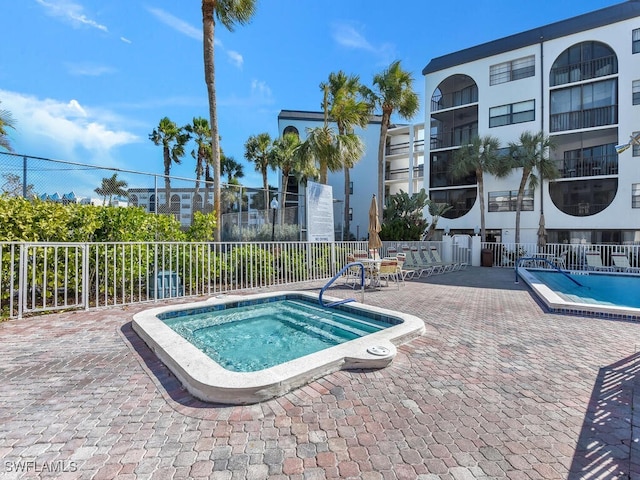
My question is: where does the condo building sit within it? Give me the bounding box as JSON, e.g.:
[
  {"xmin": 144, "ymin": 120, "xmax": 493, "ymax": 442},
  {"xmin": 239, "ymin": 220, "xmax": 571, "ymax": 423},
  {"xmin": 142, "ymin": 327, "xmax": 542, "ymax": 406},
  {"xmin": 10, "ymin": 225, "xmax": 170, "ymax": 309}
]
[{"xmin": 413, "ymin": 0, "xmax": 640, "ymax": 245}]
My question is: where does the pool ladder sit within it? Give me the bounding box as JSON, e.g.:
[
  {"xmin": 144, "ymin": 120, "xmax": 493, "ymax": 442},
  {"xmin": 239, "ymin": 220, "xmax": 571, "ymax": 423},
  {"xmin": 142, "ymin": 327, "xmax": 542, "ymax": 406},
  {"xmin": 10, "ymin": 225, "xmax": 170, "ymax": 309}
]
[
  {"xmin": 515, "ymin": 256, "xmax": 584, "ymax": 287},
  {"xmin": 319, "ymin": 262, "xmax": 366, "ymax": 307}
]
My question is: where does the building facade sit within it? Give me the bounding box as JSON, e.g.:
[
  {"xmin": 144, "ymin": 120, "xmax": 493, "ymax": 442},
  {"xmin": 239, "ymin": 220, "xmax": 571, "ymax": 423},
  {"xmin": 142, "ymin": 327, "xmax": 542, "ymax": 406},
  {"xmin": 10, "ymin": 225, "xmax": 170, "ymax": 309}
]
[
  {"xmin": 406, "ymin": 0, "xmax": 640, "ymax": 245},
  {"xmin": 277, "ymin": 111, "xmax": 425, "ymax": 240}
]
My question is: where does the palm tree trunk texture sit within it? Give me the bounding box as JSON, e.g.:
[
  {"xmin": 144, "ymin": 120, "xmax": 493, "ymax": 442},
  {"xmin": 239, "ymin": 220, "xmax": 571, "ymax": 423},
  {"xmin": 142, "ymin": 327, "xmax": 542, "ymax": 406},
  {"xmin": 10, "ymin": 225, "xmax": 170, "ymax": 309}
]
[{"xmin": 203, "ymin": 2, "xmax": 221, "ymax": 242}]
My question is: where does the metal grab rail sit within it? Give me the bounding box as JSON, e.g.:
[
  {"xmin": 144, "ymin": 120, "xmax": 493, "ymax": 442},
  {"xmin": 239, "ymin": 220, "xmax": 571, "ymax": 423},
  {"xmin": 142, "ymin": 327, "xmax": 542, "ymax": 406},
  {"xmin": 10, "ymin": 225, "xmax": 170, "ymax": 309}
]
[
  {"xmin": 515, "ymin": 256, "xmax": 584, "ymax": 287},
  {"xmin": 319, "ymin": 262, "xmax": 365, "ymax": 307}
]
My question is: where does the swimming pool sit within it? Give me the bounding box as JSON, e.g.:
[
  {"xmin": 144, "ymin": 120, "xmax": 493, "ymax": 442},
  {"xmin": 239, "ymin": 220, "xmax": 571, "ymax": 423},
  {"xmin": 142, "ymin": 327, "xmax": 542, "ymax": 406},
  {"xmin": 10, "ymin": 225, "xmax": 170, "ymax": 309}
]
[
  {"xmin": 517, "ymin": 268, "xmax": 640, "ymax": 320},
  {"xmin": 132, "ymin": 291, "xmax": 425, "ymax": 404},
  {"xmin": 160, "ymin": 299, "xmax": 392, "ymax": 372}
]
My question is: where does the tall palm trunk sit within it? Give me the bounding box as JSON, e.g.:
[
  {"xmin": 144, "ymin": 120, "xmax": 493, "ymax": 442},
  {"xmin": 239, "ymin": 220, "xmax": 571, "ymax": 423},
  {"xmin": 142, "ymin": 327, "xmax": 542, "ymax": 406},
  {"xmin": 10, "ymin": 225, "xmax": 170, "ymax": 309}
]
[
  {"xmin": 343, "ymin": 166, "xmax": 350, "ymax": 240},
  {"xmin": 377, "ymin": 109, "xmax": 392, "ymax": 224},
  {"xmin": 202, "ymin": 2, "xmax": 221, "ymax": 242},
  {"xmin": 262, "ymin": 170, "xmax": 269, "ymax": 215},
  {"xmin": 163, "ymin": 147, "xmax": 172, "ymax": 213},
  {"xmin": 514, "ymin": 167, "xmax": 531, "ymax": 244},
  {"xmin": 476, "ymin": 168, "xmax": 486, "ymax": 242}
]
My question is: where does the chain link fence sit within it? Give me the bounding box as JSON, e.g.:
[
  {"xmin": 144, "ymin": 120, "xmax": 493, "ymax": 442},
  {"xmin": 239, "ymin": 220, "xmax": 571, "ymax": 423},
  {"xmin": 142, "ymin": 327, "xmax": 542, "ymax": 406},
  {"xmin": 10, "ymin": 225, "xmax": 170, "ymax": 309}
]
[{"xmin": 0, "ymin": 152, "xmax": 307, "ymax": 241}]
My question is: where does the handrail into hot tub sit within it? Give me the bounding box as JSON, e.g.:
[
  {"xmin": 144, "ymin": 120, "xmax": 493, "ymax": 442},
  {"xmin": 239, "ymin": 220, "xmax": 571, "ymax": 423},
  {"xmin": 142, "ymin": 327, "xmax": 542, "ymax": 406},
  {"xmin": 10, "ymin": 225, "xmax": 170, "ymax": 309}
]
[
  {"xmin": 319, "ymin": 262, "xmax": 365, "ymax": 307},
  {"xmin": 515, "ymin": 256, "xmax": 584, "ymax": 287}
]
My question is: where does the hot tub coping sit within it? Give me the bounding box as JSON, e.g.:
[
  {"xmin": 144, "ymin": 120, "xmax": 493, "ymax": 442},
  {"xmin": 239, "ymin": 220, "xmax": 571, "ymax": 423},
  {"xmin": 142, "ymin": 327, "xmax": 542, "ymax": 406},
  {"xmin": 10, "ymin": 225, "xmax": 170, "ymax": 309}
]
[{"xmin": 132, "ymin": 291, "xmax": 425, "ymax": 404}]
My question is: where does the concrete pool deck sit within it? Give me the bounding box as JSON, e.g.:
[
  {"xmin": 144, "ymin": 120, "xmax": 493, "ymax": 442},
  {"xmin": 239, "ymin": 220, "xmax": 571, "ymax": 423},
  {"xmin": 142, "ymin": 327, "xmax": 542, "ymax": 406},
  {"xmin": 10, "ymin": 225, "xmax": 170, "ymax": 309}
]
[{"xmin": 1, "ymin": 266, "xmax": 639, "ymax": 479}]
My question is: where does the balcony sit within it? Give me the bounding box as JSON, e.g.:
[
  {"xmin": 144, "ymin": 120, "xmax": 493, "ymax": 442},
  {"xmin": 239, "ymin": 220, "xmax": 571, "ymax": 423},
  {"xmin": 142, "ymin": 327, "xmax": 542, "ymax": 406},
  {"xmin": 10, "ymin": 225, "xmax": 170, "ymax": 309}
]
[
  {"xmin": 385, "ymin": 139, "xmax": 425, "ymax": 156},
  {"xmin": 550, "ymin": 105, "xmax": 617, "ymax": 133},
  {"xmin": 430, "ymin": 124, "xmax": 478, "ymax": 150},
  {"xmin": 550, "ymin": 55, "xmax": 617, "ymax": 87},
  {"xmin": 556, "ymin": 154, "xmax": 618, "ymax": 178},
  {"xmin": 385, "ymin": 165, "xmax": 424, "ymax": 181},
  {"xmin": 431, "ymin": 85, "xmax": 478, "ymax": 112}
]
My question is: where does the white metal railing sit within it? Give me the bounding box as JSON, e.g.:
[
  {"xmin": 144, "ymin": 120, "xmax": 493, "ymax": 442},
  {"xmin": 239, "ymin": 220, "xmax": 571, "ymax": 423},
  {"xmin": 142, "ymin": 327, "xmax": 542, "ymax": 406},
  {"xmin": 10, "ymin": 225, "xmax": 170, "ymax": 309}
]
[
  {"xmin": 481, "ymin": 241, "xmax": 640, "ymax": 271},
  {"xmin": 1, "ymin": 240, "xmax": 447, "ymax": 319}
]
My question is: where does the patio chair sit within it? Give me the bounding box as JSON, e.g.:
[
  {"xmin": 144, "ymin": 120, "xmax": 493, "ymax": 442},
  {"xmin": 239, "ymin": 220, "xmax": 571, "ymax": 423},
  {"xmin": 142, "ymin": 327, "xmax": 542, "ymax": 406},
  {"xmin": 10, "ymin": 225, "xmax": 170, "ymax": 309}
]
[
  {"xmin": 417, "ymin": 246, "xmax": 449, "ymax": 273},
  {"xmin": 371, "ymin": 258, "xmax": 400, "ymax": 289},
  {"xmin": 611, "ymin": 253, "xmax": 640, "ymax": 273},
  {"xmin": 585, "ymin": 251, "xmax": 614, "ymax": 271},
  {"xmin": 344, "ymin": 254, "xmax": 363, "ymax": 289}
]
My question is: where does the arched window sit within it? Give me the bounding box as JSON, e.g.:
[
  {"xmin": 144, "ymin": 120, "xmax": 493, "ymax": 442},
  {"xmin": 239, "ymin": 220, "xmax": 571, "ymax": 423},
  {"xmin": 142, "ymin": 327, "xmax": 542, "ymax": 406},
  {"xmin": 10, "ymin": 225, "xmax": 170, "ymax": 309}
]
[
  {"xmin": 550, "ymin": 41, "xmax": 617, "ymax": 87},
  {"xmin": 549, "ymin": 178, "xmax": 617, "ymax": 217},
  {"xmin": 192, "ymin": 193, "xmax": 203, "ymax": 213},
  {"xmin": 170, "ymin": 194, "xmax": 180, "ymax": 221},
  {"xmin": 129, "ymin": 195, "xmax": 138, "ymax": 207},
  {"xmin": 283, "ymin": 126, "xmax": 299, "ymax": 137},
  {"xmin": 429, "ymin": 187, "xmax": 477, "ymax": 219}
]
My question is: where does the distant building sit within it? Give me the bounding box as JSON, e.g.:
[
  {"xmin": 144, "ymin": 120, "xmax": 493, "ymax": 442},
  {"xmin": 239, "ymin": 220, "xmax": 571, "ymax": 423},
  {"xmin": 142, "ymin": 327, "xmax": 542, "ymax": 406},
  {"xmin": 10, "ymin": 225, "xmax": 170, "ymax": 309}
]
[
  {"xmin": 127, "ymin": 188, "xmax": 214, "ymax": 227},
  {"xmin": 276, "ymin": 110, "xmax": 424, "ymax": 240}
]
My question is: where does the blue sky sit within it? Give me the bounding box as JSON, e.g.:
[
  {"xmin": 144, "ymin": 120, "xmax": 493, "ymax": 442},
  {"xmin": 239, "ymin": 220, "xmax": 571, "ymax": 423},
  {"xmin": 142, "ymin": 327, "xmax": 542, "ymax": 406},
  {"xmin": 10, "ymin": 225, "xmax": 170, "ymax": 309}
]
[{"xmin": 0, "ymin": 0, "xmax": 621, "ymax": 196}]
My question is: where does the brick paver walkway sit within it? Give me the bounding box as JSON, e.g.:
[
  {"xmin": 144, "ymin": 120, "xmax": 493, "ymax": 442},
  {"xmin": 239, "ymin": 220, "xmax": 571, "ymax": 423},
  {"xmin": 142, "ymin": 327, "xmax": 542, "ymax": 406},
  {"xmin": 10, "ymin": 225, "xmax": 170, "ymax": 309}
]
[{"xmin": 1, "ymin": 267, "xmax": 639, "ymax": 479}]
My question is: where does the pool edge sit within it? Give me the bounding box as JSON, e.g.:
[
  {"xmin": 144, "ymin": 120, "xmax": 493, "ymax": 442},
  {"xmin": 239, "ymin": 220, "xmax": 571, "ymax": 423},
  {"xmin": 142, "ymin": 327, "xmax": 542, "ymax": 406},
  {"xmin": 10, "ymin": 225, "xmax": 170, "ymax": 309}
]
[
  {"xmin": 517, "ymin": 268, "xmax": 640, "ymax": 321},
  {"xmin": 132, "ymin": 291, "xmax": 426, "ymax": 404}
]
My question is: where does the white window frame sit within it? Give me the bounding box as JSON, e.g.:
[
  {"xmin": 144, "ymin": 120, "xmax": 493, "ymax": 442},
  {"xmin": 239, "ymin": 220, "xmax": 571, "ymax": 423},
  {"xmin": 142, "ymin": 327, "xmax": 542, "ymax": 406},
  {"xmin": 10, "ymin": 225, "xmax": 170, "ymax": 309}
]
[{"xmin": 490, "ymin": 55, "xmax": 535, "ymax": 85}]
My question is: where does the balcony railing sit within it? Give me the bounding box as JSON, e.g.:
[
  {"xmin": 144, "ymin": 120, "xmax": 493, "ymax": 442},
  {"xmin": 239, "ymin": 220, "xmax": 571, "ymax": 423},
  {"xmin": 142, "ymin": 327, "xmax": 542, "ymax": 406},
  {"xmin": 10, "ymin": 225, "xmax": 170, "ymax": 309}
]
[
  {"xmin": 385, "ymin": 139, "xmax": 425, "ymax": 156},
  {"xmin": 556, "ymin": 154, "xmax": 618, "ymax": 178},
  {"xmin": 430, "ymin": 125, "xmax": 478, "ymax": 150},
  {"xmin": 431, "ymin": 86, "xmax": 478, "ymax": 111},
  {"xmin": 385, "ymin": 165, "xmax": 424, "ymax": 181},
  {"xmin": 550, "ymin": 55, "xmax": 617, "ymax": 87},
  {"xmin": 550, "ymin": 105, "xmax": 617, "ymax": 132}
]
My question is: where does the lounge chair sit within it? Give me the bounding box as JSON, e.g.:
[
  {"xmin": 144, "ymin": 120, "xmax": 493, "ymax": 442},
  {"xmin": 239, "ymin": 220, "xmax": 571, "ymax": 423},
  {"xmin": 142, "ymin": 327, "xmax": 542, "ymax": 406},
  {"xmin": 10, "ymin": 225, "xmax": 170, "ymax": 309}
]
[
  {"xmin": 428, "ymin": 246, "xmax": 460, "ymax": 271},
  {"xmin": 400, "ymin": 247, "xmax": 435, "ymax": 277},
  {"xmin": 611, "ymin": 253, "xmax": 640, "ymax": 273},
  {"xmin": 585, "ymin": 251, "xmax": 614, "ymax": 271},
  {"xmin": 395, "ymin": 252, "xmax": 415, "ymax": 281}
]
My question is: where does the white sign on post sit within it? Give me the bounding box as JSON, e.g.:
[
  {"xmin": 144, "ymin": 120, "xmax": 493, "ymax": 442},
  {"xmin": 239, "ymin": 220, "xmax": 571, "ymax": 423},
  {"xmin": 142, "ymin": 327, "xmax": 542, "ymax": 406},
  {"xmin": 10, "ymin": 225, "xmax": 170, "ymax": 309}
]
[{"xmin": 306, "ymin": 181, "xmax": 334, "ymax": 243}]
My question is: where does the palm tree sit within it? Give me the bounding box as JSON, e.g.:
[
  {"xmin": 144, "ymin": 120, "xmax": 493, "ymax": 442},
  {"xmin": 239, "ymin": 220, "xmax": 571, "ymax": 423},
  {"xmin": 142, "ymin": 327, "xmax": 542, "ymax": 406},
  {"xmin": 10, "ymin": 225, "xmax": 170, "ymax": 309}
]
[
  {"xmin": 368, "ymin": 60, "xmax": 420, "ymax": 222},
  {"xmin": 184, "ymin": 117, "xmax": 212, "ymax": 201},
  {"xmin": 0, "ymin": 101, "xmax": 16, "ymax": 152},
  {"xmin": 323, "ymin": 71, "xmax": 372, "ymax": 239},
  {"xmin": 202, "ymin": 0, "xmax": 257, "ymax": 241},
  {"xmin": 297, "ymin": 85, "xmax": 364, "ymax": 185},
  {"xmin": 270, "ymin": 132, "xmax": 316, "ymax": 209},
  {"xmin": 450, "ymin": 135, "xmax": 504, "ymax": 242},
  {"xmin": 508, "ymin": 131, "xmax": 558, "ymax": 244},
  {"xmin": 95, "ymin": 173, "xmax": 128, "ymax": 206},
  {"xmin": 244, "ymin": 133, "xmax": 273, "ymax": 210},
  {"xmin": 221, "ymin": 154, "xmax": 244, "ymax": 183},
  {"xmin": 149, "ymin": 117, "xmax": 190, "ymax": 212}
]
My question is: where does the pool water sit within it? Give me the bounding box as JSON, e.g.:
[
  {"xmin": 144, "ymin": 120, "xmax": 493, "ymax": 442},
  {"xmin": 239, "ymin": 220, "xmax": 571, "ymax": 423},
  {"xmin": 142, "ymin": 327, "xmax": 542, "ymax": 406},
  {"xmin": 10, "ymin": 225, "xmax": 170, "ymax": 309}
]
[
  {"xmin": 529, "ymin": 270, "xmax": 640, "ymax": 309},
  {"xmin": 161, "ymin": 299, "xmax": 391, "ymax": 372}
]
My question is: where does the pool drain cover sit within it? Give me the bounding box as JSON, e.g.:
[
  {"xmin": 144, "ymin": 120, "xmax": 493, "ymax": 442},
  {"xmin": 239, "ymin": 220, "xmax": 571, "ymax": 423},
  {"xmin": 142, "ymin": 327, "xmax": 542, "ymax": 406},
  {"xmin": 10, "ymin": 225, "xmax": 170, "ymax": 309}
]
[{"xmin": 367, "ymin": 345, "xmax": 390, "ymax": 356}]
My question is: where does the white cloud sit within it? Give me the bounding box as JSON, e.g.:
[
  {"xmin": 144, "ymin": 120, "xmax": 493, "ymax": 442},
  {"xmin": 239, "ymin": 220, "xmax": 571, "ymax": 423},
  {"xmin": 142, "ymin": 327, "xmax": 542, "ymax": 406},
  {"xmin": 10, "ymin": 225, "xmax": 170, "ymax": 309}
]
[
  {"xmin": 36, "ymin": 0, "xmax": 108, "ymax": 32},
  {"xmin": 226, "ymin": 50, "xmax": 243, "ymax": 68},
  {"xmin": 146, "ymin": 7, "xmax": 201, "ymax": 40},
  {"xmin": 331, "ymin": 22, "xmax": 395, "ymax": 64},
  {"xmin": 65, "ymin": 62, "xmax": 116, "ymax": 76},
  {"xmin": 219, "ymin": 80, "xmax": 273, "ymax": 108},
  {"xmin": 0, "ymin": 89, "xmax": 138, "ymax": 156},
  {"xmin": 120, "ymin": 36, "xmax": 132, "ymax": 44},
  {"xmin": 332, "ymin": 22, "xmax": 375, "ymax": 51}
]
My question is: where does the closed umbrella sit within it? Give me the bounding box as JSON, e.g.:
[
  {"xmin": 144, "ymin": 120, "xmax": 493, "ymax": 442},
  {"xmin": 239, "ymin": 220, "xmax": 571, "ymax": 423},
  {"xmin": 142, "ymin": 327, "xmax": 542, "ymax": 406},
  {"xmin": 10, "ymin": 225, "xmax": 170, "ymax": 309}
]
[
  {"xmin": 368, "ymin": 194, "xmax": 383, "ymax": 254},
  {"xmin": 537, "ymin": 213, "xmax": 547, "ymax": 249}
]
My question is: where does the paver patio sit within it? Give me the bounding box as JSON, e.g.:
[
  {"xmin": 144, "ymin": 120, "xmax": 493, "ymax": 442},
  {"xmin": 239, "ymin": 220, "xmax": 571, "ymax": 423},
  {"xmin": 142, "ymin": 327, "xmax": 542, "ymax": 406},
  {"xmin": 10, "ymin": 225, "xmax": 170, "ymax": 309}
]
[{"xmin": 1, "ymin": 267, "xmax": 638, "ymax": 479}]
